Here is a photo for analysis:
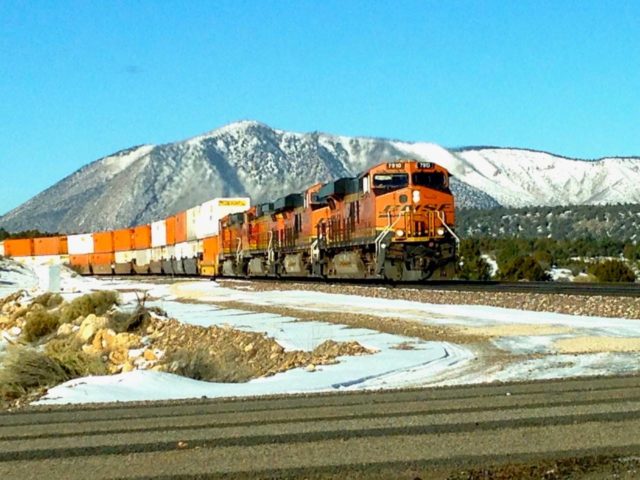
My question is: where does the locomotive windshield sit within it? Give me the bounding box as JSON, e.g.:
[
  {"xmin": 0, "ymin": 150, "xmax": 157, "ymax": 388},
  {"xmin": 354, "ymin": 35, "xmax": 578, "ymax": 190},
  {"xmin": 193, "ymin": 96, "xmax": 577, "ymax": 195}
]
[
  {"xmin": 412, "ymin": 172, "xmax": 448, "ymax": 191},
  {"xmin": 372, "ymin": 173, "xmax": 408, "ymax": 193}
]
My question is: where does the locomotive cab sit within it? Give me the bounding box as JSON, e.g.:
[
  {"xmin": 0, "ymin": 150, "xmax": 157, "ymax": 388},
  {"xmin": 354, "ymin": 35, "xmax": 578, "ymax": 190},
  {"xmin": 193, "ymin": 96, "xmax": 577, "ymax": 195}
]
[
  {"xmin": 360, "ymin": 160, "xmax": 458, "ymax": 280},
  {"xmin": 364, "ymin": 161, "xmax": 455, "ymax": 242}
]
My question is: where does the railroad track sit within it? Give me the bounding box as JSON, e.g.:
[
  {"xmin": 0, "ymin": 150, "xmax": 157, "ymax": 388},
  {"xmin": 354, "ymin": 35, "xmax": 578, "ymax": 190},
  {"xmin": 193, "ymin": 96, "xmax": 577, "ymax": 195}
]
[
  {"xmin": 2, "ymin": 375, "xmax": 640, "ymax": 479},
  {"xmin": 115, "ymin": 274, "xmax": 640, "ymax": 297}
]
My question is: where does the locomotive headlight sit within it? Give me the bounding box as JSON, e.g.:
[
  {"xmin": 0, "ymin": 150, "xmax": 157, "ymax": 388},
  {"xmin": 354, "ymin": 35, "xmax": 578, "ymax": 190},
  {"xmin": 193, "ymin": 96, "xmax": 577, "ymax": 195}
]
[
  {"xmin": 412, "ymin": 190, "xmax": 420, "ymax": 203},
  {"xmin": 436, "ymin": 227, "xmax": 445, "ymax": 236},
  {"xmin": 395, "ymin": 229, "xmax": 405, "ymax": 237}
]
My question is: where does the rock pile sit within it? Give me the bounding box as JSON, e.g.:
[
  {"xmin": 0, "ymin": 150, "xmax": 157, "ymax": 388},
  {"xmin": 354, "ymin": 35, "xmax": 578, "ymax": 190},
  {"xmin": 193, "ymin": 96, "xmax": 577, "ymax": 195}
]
[{"xmin": 0, "ymin": 290, "xmax": 376, "ymax": 405}]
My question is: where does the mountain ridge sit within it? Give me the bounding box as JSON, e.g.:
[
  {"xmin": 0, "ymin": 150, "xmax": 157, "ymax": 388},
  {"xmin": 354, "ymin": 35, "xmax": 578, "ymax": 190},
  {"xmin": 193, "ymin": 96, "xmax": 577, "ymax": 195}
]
[{"xmin": 1, "ymin": 121, "xmax": 639, "ymax": 233}]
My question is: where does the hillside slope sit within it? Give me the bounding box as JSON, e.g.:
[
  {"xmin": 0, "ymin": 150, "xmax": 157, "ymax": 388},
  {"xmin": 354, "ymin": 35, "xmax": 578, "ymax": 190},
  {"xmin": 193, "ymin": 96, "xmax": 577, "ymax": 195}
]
[{"xmin": 1, "ymin": 121, "xmax": 638, "ymax": 233}]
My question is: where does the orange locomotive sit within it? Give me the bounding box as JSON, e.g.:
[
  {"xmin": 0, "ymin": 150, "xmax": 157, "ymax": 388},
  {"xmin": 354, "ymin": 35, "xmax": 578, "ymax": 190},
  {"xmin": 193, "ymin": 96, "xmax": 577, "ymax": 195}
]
[{"xmin": 218, "ymin": 159, "xmax": 458, "ymax": 281}]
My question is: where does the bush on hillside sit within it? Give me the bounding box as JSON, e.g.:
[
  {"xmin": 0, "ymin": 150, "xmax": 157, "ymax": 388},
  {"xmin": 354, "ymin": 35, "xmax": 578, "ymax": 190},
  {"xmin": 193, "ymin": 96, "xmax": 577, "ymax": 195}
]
[
  {"xmin": 31, "ymin": 292, "xmax": 63, "ymax": 309},
  {"xmin": 45, "ymin": 337, "xmax": 107, "ymax": 378},
  {"xmin": 0, "ymin": 346, "xmax": 68, "ymax": 400},
  {"xmin": 458, "ymin": 256, "xmax": 492, "ymax": 281},
  {"xmin": 59, "ymin": 291, "xmax": 119, "ymax": 324},
  {"xmin": 457, "ymin": 238, "xmax": 492, "ymax": 280},
  {"xmin": 589, "ymin": 260, "xmax": 636, "ymax": 282},
  {"xmin": 499, "ymin": 255, "xmax": 550, "ymax": 281},
  {"xmin": 22, "ymin": 309, "xmax": 60, "ymax": 342}
]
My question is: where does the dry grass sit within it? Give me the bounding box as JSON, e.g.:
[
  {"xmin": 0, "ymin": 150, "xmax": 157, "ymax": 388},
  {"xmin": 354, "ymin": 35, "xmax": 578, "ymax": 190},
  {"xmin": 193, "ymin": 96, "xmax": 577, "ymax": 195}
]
[
  {"xmin": 31, "ymin": 292, "xmax": 63, "ymax": 309},
  {"xmin": 45, "ymin": 337, "xmax": 107, "ymax": 377},
  {"xmin": 22, "ymin": 309, "xmax": 60, "ymax": 342},
  {"xmin": 0, "ymin": 346, "xmax": 69, "ymax": 400},
  {"xmin": 59, "ymin": 291, "xmax": 119, "ymax": 324},
  {"xmin": 1, "ymin": 290, "xmax": 26, "ymax": 308},
  {"xmin": 0, "ymin": 340, "xmax": 107, "ymax": 402}
]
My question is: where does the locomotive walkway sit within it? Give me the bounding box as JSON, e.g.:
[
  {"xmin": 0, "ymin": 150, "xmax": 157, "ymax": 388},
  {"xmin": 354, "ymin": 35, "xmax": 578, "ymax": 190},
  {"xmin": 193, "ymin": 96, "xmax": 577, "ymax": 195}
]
[{"xmin": 2, "ymin": 375, "xmax": 640, "ymax": 479}]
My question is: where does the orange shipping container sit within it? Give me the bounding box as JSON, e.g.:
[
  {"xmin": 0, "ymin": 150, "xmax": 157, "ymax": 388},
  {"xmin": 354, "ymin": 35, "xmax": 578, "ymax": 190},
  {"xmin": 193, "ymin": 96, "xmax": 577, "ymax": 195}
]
[
  {"xmin": 175, "ymin": 211, "xmax": 187, "ymax": 244},
  {"xmin": 165, "ymin": 216, "xmax": 177, "ymax": 245},
  {"xmin": 91, "ymin": 252, "xmax": 114, "ymax": 275},
  {"xmin": 133, "ymin": 225, "xmax": 152, "ymax": 250},
  {"xmin": 93, "ymin": 231, "xmax": 114, "ymax": 254},
  {"xmin": 113, "ymin": 228, "xmax": 135, "ymax": 252},
  {"xmin": 4, "ymin": 238, "xmax": 33, "ymax": 257},
  {"xmin": 33, "ymin": 236, "xmax": 68, "ymax": 256},
  {"xmin": 202, "ymin": 236, "xmax": 219, "ymax": 264},
  {"xmin": 90, "ymin": 253, "xmax": 115, "ymax": 265},
  {"xmin": 201, "ymin": 235, "xmax": 220, "ymax": 276},
  {"xmin": 69, "ymin": 254, "xmax": 91, "ymax": 275}
]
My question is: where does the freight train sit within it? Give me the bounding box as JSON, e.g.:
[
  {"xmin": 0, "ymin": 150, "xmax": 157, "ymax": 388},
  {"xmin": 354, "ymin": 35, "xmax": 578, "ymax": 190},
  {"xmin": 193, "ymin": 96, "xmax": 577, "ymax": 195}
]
[{"xmin": 0, "ymin": 160, "xmax": 458, "ymax": 281}]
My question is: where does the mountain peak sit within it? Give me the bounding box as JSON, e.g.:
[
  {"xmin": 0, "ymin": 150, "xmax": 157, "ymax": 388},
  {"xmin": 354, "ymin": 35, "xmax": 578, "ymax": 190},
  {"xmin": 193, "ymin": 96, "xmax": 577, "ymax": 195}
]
[
  {"xmin": 1, "ymin": 124, "xmax": 639, "ymax": 233},
  {"xmin": 187, "ymin": 120, "xmax": 274, "ymax": 144}
]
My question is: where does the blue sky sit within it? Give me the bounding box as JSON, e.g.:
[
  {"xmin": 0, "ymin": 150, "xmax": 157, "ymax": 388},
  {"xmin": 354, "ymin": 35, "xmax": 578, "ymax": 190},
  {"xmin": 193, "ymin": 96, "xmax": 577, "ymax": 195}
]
[{"xmin": 1, "ymin": 0, "xmax": 639, "ymax": 215}]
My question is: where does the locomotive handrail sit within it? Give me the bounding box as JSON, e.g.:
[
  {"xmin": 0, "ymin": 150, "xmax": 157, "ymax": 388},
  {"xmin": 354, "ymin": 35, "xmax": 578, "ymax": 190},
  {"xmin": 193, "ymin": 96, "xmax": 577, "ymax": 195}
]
[
  {"xmin": 375, "ymin": 212, "xmax": 403, "ymax": 254},
  {"xmin": 267, "ymin": 231, "xmax": 274, "ymax": 263},
  {"xmin": 436, "ymin": 210, "xmax": 459, "ymax": 245},
  {"xmin": 235, "ymin": 237, "xmax": 242, "ymax": 262}
]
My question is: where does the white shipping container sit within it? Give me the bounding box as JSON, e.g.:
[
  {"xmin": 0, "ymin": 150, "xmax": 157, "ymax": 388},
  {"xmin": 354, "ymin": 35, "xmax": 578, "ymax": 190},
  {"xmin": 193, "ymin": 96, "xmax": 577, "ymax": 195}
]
[
  {"xmin": 68, "ymin": 234, "xmax": 94, "ymax": 255},
  {"xmin": 115, "ymin": 251, "xmax": 135, "ymax": 263},
  {"xmin": 195, "ymin": 197, "xmax": 251, "ymax": 239},
  {"xmin": 151, "ymin": 220, "xmax": 167, "ymax": 247},
  {"xmin": 175, "ymin": 241, "xmax": 197, "ymax": 259},
  {"xmin": 0, "ymin": 242, "xmax": 4, "ymax": 256},
  {"xmin": 162, "ymin": 245, "xmax": 175, "ymax": 260},
  {"xmin": 151, "ymin": 247, "xmax": 164, "ymax": 261},
  {"xmin": 186, "ymin": 205, "xmax": 201, "ymax": 241},
  {"xmin": 193, "ymin": 240, "xmax": 204, "ymax": 255},
  {"xmin": 135, "ymin": 249, "xmax": 151, "ymax": 266}
]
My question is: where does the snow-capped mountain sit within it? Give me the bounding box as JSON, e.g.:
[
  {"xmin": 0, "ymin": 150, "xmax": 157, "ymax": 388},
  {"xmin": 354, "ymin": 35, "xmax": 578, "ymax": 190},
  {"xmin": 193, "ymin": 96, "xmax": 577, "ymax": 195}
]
[{"xmin": 1, "ymin": 121, "xmax": 638, "ymax": 233}]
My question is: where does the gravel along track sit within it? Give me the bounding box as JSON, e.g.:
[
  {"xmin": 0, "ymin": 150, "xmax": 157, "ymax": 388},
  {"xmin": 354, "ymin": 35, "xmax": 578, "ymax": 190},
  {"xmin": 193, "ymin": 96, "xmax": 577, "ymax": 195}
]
[
  {"xmin": 2, "ymin": 376, "xmax": 640, "ymax": 479},
  {"xmin": 216, "ymin": 279, "xmax": 640, "ymax": 319}
]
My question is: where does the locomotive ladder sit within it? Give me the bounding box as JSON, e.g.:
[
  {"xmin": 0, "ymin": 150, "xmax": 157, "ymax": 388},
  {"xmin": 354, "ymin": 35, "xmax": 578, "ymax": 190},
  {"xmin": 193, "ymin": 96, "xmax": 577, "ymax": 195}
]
[{"xmin": 374, "ymin": 211, "xmax": 403, "ymax": 275}]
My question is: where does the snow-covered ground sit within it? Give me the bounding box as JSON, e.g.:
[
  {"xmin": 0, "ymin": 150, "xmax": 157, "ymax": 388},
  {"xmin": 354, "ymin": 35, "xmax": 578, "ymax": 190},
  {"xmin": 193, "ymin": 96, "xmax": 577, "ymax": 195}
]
[{"xmin": 2, "ymin": 258, "xmax": 640, "ymax": 405}]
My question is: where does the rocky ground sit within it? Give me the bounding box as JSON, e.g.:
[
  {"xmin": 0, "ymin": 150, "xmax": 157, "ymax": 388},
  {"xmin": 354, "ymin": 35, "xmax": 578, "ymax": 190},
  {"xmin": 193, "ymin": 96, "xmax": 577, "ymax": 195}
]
[
  {"xmin": 0, "ymin": 290, "xmax": 374, "ymax": 409},
  {"xmin": 217, "ymin": 280, "xmax": 640, "ymax": 319}
]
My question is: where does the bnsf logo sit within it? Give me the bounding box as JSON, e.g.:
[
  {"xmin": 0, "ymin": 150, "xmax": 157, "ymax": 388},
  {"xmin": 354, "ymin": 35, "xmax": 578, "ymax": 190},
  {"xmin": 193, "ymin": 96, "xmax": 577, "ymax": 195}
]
[{"xmin": 219, "ymin": 200, "xmax": 249, "ymax": 206}]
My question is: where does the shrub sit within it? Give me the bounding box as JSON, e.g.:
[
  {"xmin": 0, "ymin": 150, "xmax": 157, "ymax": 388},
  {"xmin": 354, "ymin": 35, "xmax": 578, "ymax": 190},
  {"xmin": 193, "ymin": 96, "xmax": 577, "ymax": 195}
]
[
  {"xmin": 563, "ymin": 260, "xmax": 588, "ymax": 277},
  {"xmin": 457, "ymin": 239, "xmax": 492, "ymax": 280},
  {"xmin": 0, "ymin": 346, "xmax": 68, "ymax": 400},
  {"xmin": 458, "ymin": 255, "xmax": 492, "ymax": 280},
  {"xmin": 45, "ymin": 337, "xmax": 107, "ymax": 377},
  {"xmin": 163, "ymin": 347, "xmax": 256, "ymax": 383},
  {"xmin": 59, "ymin": 291, "xmax": 119, "ymax": 324},
  {"xmin": 1, "ymin": 290, "xmax": 26, "ymax": 308},
  {"xmin": 499, "ymin": 255, "xmax": 550, "ymax": 281},
  {"xmin": 532, "ymin": 250, "xmax": 554, "ymax": 270},
  {"xmin": 31, "ymin": 292, "xmax": 63, "ymax": 309},
  {"xmin": 22, "ymin": 309, "xmax": 60, "ymax": 342},
  {"xmin": 589, "ymin": 260, "xmax": 636, "ymax": 282}
]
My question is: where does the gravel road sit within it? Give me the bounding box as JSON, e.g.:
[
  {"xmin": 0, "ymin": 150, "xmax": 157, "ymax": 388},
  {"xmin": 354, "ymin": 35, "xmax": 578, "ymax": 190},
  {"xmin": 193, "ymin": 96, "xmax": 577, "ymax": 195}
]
[{"xmin": 2, "ymin": 375, "xmax": 640, "ymax": 479}]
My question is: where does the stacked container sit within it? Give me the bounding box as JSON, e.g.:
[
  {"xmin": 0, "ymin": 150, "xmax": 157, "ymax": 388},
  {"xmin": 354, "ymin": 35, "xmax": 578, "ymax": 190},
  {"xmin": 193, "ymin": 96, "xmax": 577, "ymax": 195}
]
[
  {"xmin": 68, "ymin": 234, "xmax": 94, "ymax": 275},
  {"xmin": 150, "ymin": 220, "xmax": 167, "ymax": 274},
  {"xmin": 172, "ymin": 212, "xmax": 188, "ymax": 274},
  {"xmin": 201, "ymin": 236, "xmax": 220, "ymax": 276},
  {"xmin": 133, "ymin": 225, "xmax": 152, "ymax": 274},
  {"xmin": 3, "ymin": 238, "xmax": 34, "ymax": 257},
  {"xmin": 196, "ymin": 198, "xmax": 250, "ymax": 276},
  {"xmin": 91, "ymin": 231, "xmax": 114, "ymax": 275},
  {"xmin": 162, "ymin": 215, "xmax": 177, "ymax": 274},
  {"xmin": 113, "ymin": 228, "xmax": 135, "ymax": 274},
  {"xmin": 33, "ymin": 236, "xmax": 68, "ymax": 257},
  {"xmin": 196, "ymin": 198, "xmax": 250, "ymax": 239}
]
